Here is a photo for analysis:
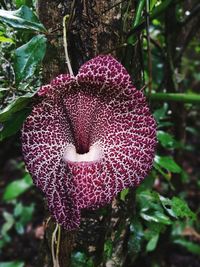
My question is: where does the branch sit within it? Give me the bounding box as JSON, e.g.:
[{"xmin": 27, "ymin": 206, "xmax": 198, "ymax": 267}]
[
  {"xmin": 181, "ymin": 3, "xmax": 200, "ymax": 26},
  {"xmin": 149, "ymin": 93, "xmax": 200, "ymax": 104},
  {"xmin": 175, "ymin": 16, "xmax": 200, "ymax": 64}
]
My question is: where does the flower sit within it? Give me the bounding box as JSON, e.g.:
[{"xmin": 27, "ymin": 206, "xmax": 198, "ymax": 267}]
[{"xmin": 21, "ymin": 55, "xmax": 156, "ymax": 230}]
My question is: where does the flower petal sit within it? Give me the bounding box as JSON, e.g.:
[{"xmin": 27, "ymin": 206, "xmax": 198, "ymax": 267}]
[
  {"xmin": 77, "ymin": 55, "xmax": 132, "ymax": 96},
  {"xmin": 22, "ymin": 55, "xmax": 156, "ymax": 230}
]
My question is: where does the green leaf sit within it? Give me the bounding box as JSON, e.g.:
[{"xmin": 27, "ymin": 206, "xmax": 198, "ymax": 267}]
[
  {"xmin": 1, "ymin": 212, "xmax": 14, "ymax": 236},
  {"xmin": 173, "ymin": 239, "xmax": 200, "ymax": 255},
  {"xmin": 136, "ymin": 190, "xmax": 160, "ymax": 210},
  {"xmin": 0, "ymin": 6, "xmax": 46, "ymax": 32},
  {"xmin": 150, "ymin": 0, "xmax": 158, "ymax": 11},
  {"xmin": 14, "ymin": 203, "xmax": 35, "ymax": 225},
  {"xmin": 0, "ymin": 262, "xmax": 24, "ymax": 267},
  {"xmin": 159, "ymin": 195, "xmax": 176, "ymax": 218},
  {"xmin": 0, "ymin": 93, "xmax": 34, "ymax": 122},
  {"xmin": 0, "ymin": 108, "xmax": 31, "ymax": 141},
  {"xmin": 3, "ymin": 173, "xmax": 33, "ymax": 201},
  {"xmin": 104, "ymin": 240, "xmax": 113, "ymax": 259},
  {"xmin": 71, "ymin": 252, "xmax": 94, "ymax": 267},
  {"xmin": 15, "ymin": 222, "xmax": 24, "ymax": 235},
  {"xmin": 157, "ymin": 131, "xmax": 179, "ymax": 149},
  {"xmin": 146, "ymin": 234, "xmax": 159, "ymax": 252},
  {"xmin": 151, "ymin": 0, "xmax": 173, "ymax": 19},
  {"xmin": 154, "ymin": 155, "xmax": 182, "ymax": 173},
  {"xmin": 140, "ymin": 210, "xmax": 172, "ymax": 225},
  {"xmin": 128, "ymin": 0, "xmax": 145, "ymax": 44},
  {"xmin": 14, "ymin": 34, "xmax": 47, "ymax": 83},
  {"xmin": 0, "ymin": 36, "xmax": 14, "ymax": 43},
  {"xmin": 171, "ymin": 197, "xmax": 196, "ymax": 220},
  {"xmin": 15, "ymin": 0, "xmax": 33, "ymax": 8},
  {"xmin": 129, "ymin": 219, "xmax": 144, "ymax": 253},
  {"xmin": 153, "ymin": 104, "xmax": 168, "ymax": 122},
  {"xmin": 120, "ymin": 188, "xmax": 129, "ymax": 201}
]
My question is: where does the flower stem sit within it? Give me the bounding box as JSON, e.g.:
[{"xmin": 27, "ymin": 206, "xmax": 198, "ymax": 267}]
[
  {"xmin": 63, "ymin": 15, "xmax": 74, "ymax": 76},
  {"xmin": 56, "ymin": 225, "xmax": 61, "ymax": 260},
  {"xmin": 51, "ymin": 223, "xmax": 61, "ymax": 267},
  {"xmin": 149, "ymin": 93, "xmax": 200, "ymax": 104}
]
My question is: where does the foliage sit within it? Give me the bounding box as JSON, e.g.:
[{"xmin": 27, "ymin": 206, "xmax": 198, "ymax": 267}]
[
  {"xmin": 3, "ymin": 173, "xmax": 33, "ymax": 201},
  {"xmin": 0, "ymin": 3, "xmax": 46, "ymax": 141}
]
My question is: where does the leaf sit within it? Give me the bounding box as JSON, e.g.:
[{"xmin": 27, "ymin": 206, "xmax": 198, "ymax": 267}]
[
  {"xmin": 171, "ymin": 197, "xmax": 196, "ymax": 220},
  {"xmin": 120, "ymin": 188, "xmax": 129, "ymax": 201},
  {"xmin": 151, "ymin": 0, "xmax": 173, "ymax": 19},
  {"xmin": 1, "ymin": 212, "xmax": 14, "ymax": 236},
  {"xmin": 14, "ymin": 203, "xmax": 35, "ymax": 225},
  {"xmin": 71, "ymin": 252, "xmax": 94, "ymax": 267},
  {"xmin": 0, "ymin": 93, "xmax": 34, "ymax": 122},
  {"xmin": 154, "ymin": 155, "xmax": 182, "ymax": 173},
  {"xmin": 15, "ymin": 222, "xmax": 24, "ymax": 235},
  {"xmin": 0, "ymin": 108, "xmax": 31, "ymax": 141},
  {"xmin": 159, "ymin": 195, "xmax": 176, "ymax": 218},
  {"xmin": 0, "ymin": 36, "xmax": 14, "ymax": 43},
  {"xmin": 128, "ymin": 0, "xmax": 145, "ymax": 44},
  {"xmin": 146, "ymin": 234, "xmax": 159, "ymax": 252},
  {"xmin": 150, "ymin": 0, "xmax": 158, "ymax": 11},
  {"xmin": 0, "ymin": 6, "xmax": 46, "ymax": 32},
  {"xmin": 0, "ymin": 262, "xmax": 24, "ymax": 267},
  {"xmin": 153, "ymin": 104, "xmax": 168, "ymax": 122},
  {"xmin": 14, "ymin": 203, "xmax": 35, "ymax": 234},
  {"xmin": 3, "ymin": 173, "xmax": 33, "ymax": 201},
  {"xmin": 104, "ymin": 240, "xmax": 113, "ymax": 259},
  {"xmin": 140, "ymin": 210, "xmax": 172, "ymax": 225},
  {"xmin": 173, "ymin": 239, "xmax": 200, "ymax": 255},
  {"xmin": 129, "ymin": 219, "xmax": 144, "ymax": 253},
  {"xmin": 15, "ymin": 0, "xmax": 33, "ymax": 8},
  {"xmin": 136, "ymin": 190, "xmax": 160, "ymax": 210},
  {"xmin": 14, "ymin": 34, "xmax": 47, "ymax": 83},
  {"xmin": 157, "ymin": 131, "xmax": 179, "ymax": 149}
]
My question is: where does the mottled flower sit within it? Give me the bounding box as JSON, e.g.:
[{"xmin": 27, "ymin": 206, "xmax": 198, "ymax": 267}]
[{"xmin": 22, "ymin": 55, "xmax": 156, "ymax": 230}]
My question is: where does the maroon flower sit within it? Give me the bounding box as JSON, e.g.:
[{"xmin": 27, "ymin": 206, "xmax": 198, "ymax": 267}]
[{"xmin": 22, "ymin": 55, "xmax": 156, "ymax": 230}]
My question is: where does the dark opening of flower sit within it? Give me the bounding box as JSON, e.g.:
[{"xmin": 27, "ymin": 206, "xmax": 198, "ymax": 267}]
[{"xmin": 22, "ymin": 55, "xmax": 156, "ymax": 230}]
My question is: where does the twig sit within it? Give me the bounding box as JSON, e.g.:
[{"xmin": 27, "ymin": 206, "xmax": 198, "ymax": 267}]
[
  {"xmin": 123, "ymin": 0, "xmax": 132, "ymax": 32},
  {"xmin": 51, "ymin": 224, "xmax": 59, "ymax": 267},
  {"xmin": 149, "ymin": 37, "xmax": 165, "ymax": 60},
  {"xmin": 56, "ymin": 225, "xmax": 61, "ymax": 261},
  {"xmin": 63, "ymin": 15, "xmax": 74, "ymax": 76},
  {"xmin": 175, "ymin": 16, "xmax": 200, "ymax": 64},
  {"xmin": 51, "ymin": 223, "xmax": 62, "ymax": 267}
]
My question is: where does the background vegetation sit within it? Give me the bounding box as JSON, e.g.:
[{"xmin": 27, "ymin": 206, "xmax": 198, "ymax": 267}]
[{"xmin": 0, "ymin": 0, "xmax": 200, "ymax": 266}]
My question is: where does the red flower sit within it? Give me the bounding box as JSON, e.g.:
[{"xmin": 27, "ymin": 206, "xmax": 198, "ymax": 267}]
[{"xmin": 22, "ymin": 55, "xmax": 156, "ymax": 230}]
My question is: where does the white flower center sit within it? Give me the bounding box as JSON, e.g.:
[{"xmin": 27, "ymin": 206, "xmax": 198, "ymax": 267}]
[{"xmin": 63, "ymin": 143, "xmax": 103, "ymax": 163}]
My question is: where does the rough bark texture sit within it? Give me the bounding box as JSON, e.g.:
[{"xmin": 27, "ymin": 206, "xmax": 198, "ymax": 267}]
[{"xmin": 37, "ymin": 1, "xmax": 139, "ymax": 266}]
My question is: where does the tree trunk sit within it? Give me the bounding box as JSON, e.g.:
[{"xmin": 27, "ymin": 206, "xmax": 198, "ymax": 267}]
[{"xmin": 37, "ymin": 1, "xmax": 140, "ymax": 266}]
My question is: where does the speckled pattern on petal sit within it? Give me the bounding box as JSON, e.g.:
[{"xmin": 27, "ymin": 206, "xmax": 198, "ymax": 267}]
[{"xmin": 21, "ymin": 55, "xmax": 157, "ymax": 230}]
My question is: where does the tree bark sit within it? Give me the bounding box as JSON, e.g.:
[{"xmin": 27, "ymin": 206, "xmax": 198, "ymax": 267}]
[{"xmin": 37, "ymin": 1, "xmax": 140, "ymax": 266}]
